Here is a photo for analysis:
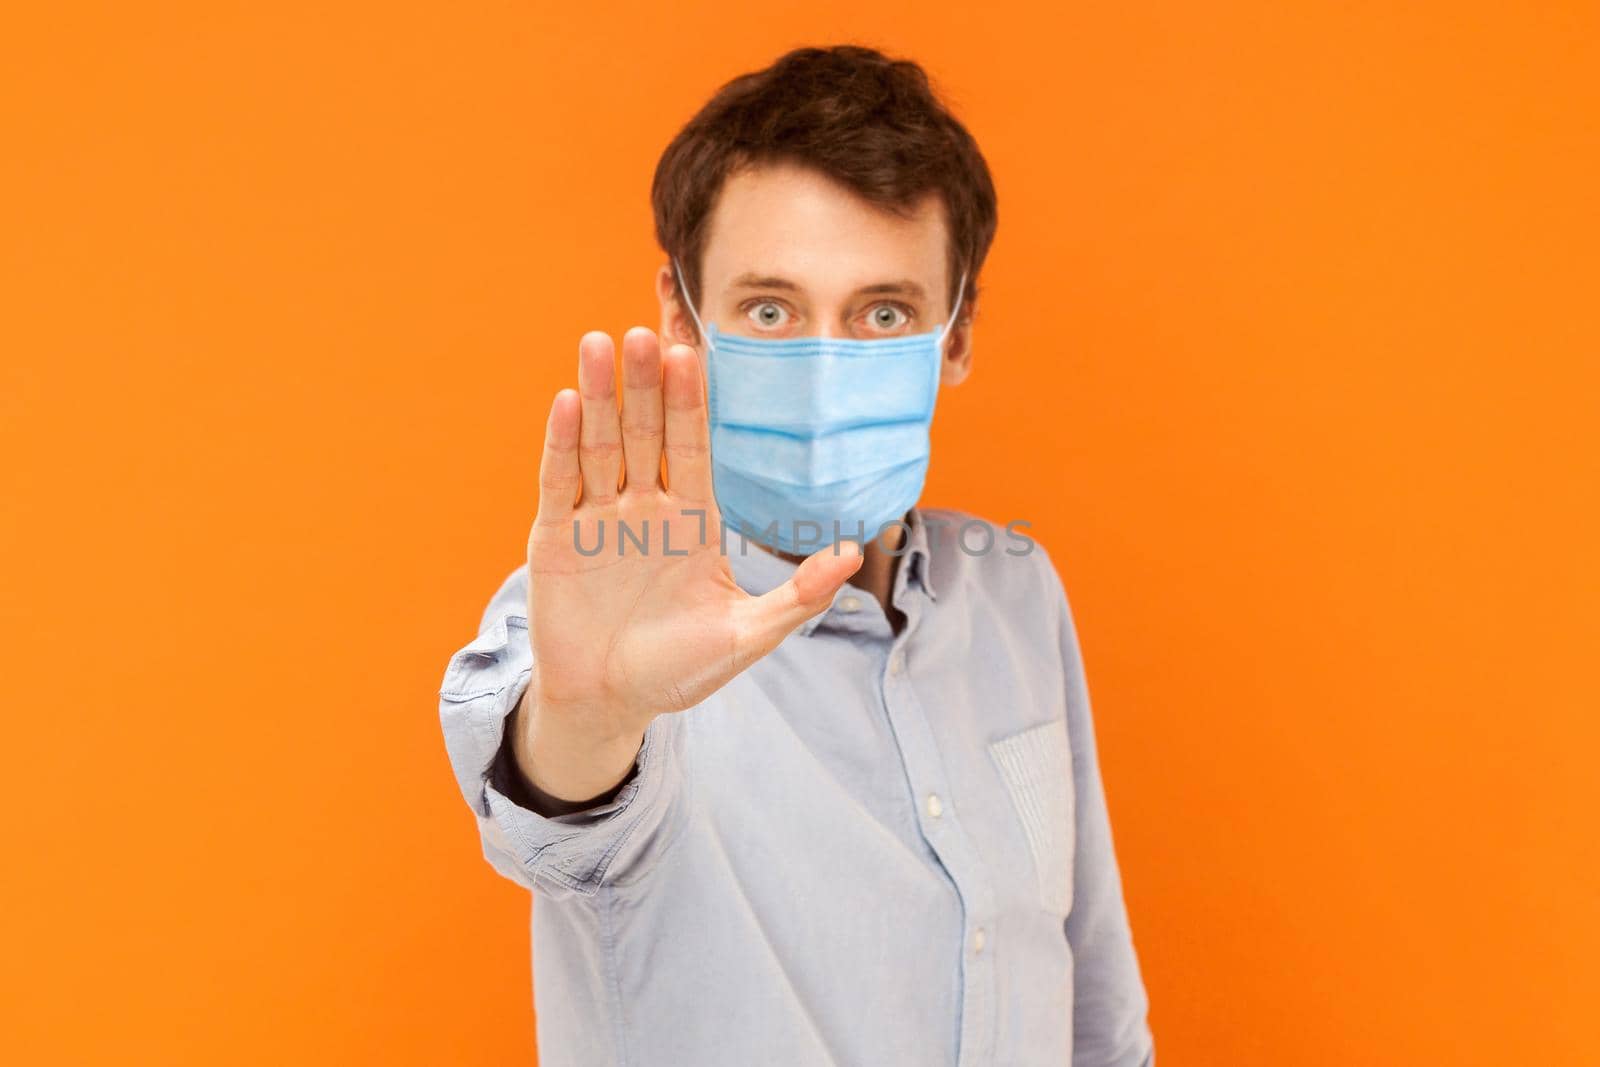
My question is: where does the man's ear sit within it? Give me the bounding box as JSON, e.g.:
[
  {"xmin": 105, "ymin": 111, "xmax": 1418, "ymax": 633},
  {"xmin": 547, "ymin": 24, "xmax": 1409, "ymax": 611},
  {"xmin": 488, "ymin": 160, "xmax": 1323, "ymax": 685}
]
[
  {"xmin": 655, "ymin": 263, "xmax": 701, "ymax": 349},
  {"xmin": 939, "ymin": 309, "xmax": 975, "ymax": 386}
]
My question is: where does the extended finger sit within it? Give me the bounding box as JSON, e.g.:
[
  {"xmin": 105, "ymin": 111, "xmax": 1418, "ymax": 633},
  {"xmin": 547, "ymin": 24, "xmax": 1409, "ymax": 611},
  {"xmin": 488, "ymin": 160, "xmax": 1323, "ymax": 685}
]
[
  {"xmin": 535, "ymin": 388, "xmax": 581, "ymax": 525},
  {"xmin": 662, "ymin": 341, "xmax": 712, "ymax": 503},
  {"xmin": 576, "ymin": 331, "xmax": 622, "ymax": 505},
  {"xmin": 733, "ymin": 541, "xmax": 864, "ymax": 665},
  {"xmin": 619, "ymin": 327, "xmax": 665, "ymax": 492}
]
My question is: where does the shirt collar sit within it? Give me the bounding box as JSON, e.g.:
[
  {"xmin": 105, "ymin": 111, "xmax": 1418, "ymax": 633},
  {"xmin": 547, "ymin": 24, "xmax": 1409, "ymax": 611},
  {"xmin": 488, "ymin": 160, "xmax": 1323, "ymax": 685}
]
[
  {"xmin": 894, "ymin": 507, "xmax": 940, "ymax": 604},
  {"xmin": 725, "ymin": 508, "xmax": 939, "ymax": 636}
]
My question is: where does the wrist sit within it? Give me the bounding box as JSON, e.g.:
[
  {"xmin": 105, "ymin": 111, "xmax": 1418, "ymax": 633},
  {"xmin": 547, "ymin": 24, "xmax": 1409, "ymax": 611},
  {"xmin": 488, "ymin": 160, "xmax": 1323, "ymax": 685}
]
[{"xmin": 511, "ymin": 688, "xmax": 649, "ymax": 805}]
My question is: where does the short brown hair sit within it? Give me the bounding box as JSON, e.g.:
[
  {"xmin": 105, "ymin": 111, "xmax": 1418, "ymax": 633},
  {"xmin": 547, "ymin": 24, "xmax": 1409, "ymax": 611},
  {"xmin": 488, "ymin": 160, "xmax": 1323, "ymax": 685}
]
[{"xmin": 652, "ymin": 45, "xmax": 998, "ymax": 334}]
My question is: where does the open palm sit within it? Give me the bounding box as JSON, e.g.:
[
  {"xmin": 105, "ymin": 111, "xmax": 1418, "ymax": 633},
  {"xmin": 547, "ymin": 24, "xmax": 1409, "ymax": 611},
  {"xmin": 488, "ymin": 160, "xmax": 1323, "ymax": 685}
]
[{"xmin": 525, "ymin": 327, "xmax": 861, "ymax": 751}]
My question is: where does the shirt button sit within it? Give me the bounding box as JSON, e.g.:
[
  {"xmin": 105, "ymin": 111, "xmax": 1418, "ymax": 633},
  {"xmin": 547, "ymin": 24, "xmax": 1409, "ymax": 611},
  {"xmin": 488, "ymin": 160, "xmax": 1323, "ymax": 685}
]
[
  {"xmin": 838, "ymin": 595, "xmax": 862, "ymax": 613},
  {"xmin": 925, "ymin": 793, "xmax": 943, "ymax": 819},
  {"xmin": 972, "ymin": 927, "xmax": 986, "ymax": 954},
  {"xmin": 888, "ymin": 650, "xmax": 905, "ymax": 675}
]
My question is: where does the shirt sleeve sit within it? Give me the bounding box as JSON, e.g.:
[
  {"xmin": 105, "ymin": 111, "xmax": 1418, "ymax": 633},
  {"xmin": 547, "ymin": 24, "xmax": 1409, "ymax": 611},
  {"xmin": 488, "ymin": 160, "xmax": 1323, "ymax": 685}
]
[
  {"xmin": 1039, "ymin": 549, "xmax": 1157, "ymax": 1067},
  {"xmin": 437, "ymin": 562, "xmax": 687, "ymax": 901}
]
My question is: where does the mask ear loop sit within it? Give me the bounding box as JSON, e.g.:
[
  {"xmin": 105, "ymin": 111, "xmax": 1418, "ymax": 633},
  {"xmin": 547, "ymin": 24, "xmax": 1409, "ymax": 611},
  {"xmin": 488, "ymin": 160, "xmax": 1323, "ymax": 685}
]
[
  {"xmin": 941, "ymin": 268, "xmax": 969, "ymax": 348},
  {"xmin": 672, "ymin": 257, "xmax": 711, "ymax": 350}
]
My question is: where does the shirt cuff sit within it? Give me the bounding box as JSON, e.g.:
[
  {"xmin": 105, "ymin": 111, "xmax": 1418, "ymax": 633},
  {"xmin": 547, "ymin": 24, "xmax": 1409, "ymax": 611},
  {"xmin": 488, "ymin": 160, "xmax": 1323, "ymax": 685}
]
[
  {"xmin": 483, "ymin": 712, "xmax": 680, "ymax": 896},
  {"xmin": 439, "ymin": 607, "xmax": 684, "ymax": 898}
]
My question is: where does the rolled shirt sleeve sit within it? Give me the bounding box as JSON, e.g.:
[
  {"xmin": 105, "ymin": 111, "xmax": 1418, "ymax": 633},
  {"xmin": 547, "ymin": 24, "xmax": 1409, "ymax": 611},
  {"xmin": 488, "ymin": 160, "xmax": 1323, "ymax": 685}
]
[
  {"xmin": 1038, "ymin": 549, "xmax": 1156, "ymax": 1067},
  {"xmin": 438, "ymin": 563, "xmax": 686, "ymax": 900}
]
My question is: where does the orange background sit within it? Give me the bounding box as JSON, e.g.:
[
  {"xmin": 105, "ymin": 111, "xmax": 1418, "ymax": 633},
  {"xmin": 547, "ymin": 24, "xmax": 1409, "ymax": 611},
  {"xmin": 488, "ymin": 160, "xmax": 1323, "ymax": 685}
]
[{"xmin": 3, "ymin": 3, "xmax": 1596, "ymax": 1064}]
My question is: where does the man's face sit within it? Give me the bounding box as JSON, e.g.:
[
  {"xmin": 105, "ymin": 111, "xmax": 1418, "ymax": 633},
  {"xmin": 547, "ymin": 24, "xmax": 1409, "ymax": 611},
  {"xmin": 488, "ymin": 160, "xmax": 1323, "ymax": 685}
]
[{"xmin": 657, "ymin": 159, "xmax": 973, "ymax": 385}]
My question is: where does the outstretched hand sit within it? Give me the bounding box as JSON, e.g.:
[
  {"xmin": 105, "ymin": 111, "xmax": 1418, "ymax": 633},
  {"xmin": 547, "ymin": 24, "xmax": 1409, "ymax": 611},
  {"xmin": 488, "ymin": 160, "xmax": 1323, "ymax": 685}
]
[{"xmin": 515, "ymin": 326, "xmax": 862, "ymax": 803}]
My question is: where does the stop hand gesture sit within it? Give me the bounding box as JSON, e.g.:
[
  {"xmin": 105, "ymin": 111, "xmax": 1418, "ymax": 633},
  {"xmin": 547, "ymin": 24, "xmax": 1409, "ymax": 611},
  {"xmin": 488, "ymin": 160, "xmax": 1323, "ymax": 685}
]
[{"xmin": 513, "ymin": 327, "xmax": 863, "ymax": 806}]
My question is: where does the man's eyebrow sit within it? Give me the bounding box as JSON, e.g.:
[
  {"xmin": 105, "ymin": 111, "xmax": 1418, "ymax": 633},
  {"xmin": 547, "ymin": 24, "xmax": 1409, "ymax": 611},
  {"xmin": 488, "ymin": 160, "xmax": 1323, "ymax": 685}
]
[
  {"xmin": 855, "ymin": 279, "xmax": 927, "ymax": 299},
  {"xmin": 727, "ymin": 274, "xmax": 928, "ymax": 299},
  {"xmin": 729, "ymin": 273, "xmax": 802, "ymax": 292}
]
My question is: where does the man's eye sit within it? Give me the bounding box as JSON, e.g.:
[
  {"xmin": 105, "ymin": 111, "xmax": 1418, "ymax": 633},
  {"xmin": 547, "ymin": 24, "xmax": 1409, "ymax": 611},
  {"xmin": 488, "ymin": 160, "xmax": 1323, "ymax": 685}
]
[
  {"xmin": 868, "ymin": 304, "xmax": 910, "ymax": 330},
  {"xmin": 747, "ymin": 302, "xmax": 789, "ymax": 328}
]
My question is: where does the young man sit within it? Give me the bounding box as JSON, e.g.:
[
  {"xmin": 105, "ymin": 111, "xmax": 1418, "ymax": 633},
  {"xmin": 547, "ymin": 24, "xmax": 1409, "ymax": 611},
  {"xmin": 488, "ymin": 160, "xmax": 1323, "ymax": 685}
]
[{"xmin": 439, "ymin": 45, "xmax": 1154, "ymax": 1067}]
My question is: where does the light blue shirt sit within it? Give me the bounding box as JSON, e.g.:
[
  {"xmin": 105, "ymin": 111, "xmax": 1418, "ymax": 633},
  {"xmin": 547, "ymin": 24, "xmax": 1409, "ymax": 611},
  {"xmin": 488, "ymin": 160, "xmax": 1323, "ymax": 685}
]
[{"xmin": 439, "ymin": 508, "xmax": 1154, "ymax": 1066}]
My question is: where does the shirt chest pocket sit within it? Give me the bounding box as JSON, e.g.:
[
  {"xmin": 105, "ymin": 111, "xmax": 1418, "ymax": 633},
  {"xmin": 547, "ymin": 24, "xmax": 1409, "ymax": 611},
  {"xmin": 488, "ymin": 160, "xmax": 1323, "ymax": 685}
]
[{"xmin": 989, "ymin": 717, "xmax": 1075, "ymax": 915}]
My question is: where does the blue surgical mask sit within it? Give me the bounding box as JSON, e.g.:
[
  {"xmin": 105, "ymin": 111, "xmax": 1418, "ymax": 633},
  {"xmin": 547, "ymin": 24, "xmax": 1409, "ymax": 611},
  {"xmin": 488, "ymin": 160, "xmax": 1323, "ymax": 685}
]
[{"xmin": 672, "ymin": 258, "xmax": 967, "ymax": 555}]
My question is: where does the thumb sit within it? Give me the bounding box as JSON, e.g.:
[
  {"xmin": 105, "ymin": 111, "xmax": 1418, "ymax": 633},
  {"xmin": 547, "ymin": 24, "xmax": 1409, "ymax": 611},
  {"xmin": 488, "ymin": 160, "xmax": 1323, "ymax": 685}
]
[{"xmin": 736, "ymin": 540, "xmax": 864, "ymax": 657}]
